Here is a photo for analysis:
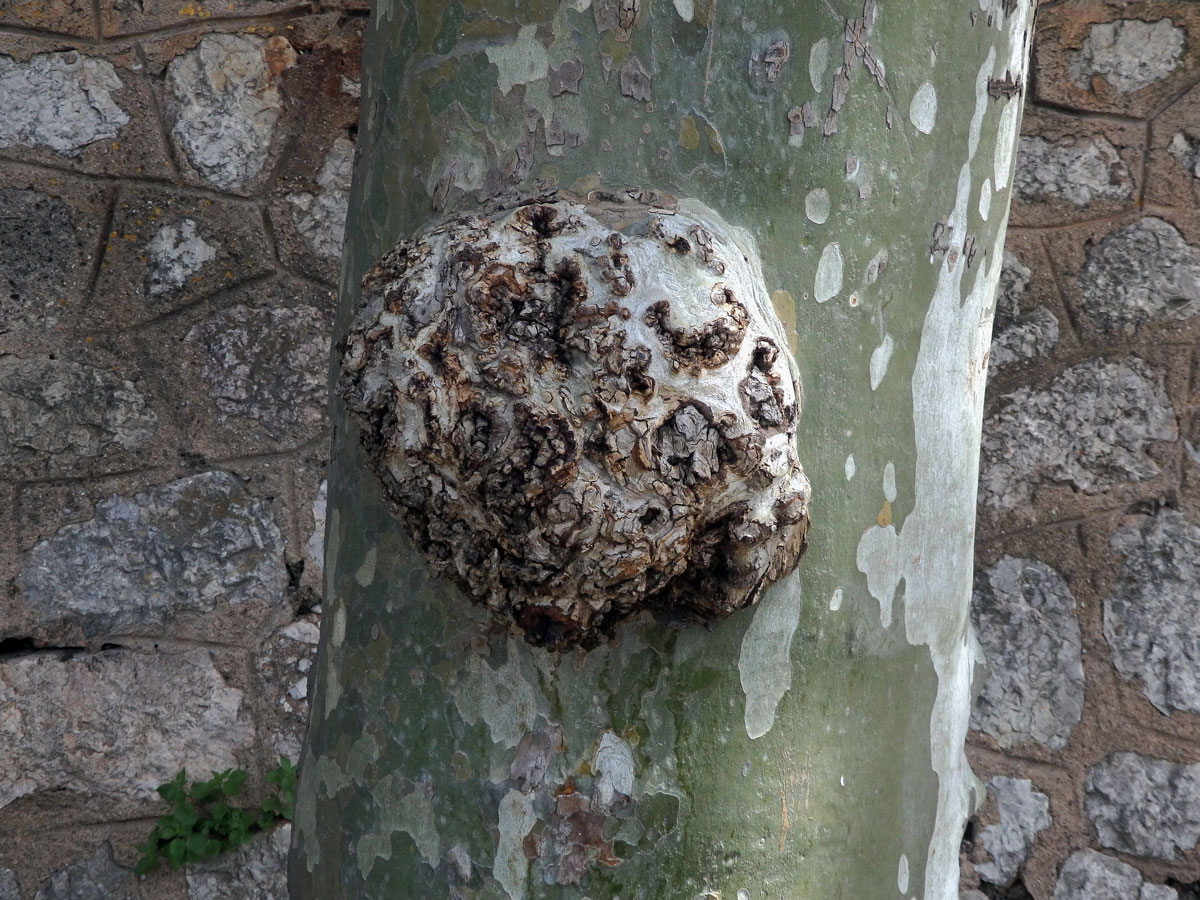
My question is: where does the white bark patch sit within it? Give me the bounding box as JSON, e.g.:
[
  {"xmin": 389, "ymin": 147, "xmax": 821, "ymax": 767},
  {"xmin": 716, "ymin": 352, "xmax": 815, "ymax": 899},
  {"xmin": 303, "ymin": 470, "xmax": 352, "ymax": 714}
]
[
  {"xmin": 805, "ymin": 188, "xmax": 831, "ymax": 224},
  {"xmin": 486, "ymin": 24, "xmax": 550, "ymax": 95},
  {"xmin": 979, "ymin": 178, "xmax": 992, "ymax": 221},
  {"xmin": 898, "ymin": 853, "xmax": 910, "ymax": 894},
  {"xmin": 909, "ymin": 82, "xmax": 937, "ymax": 134},
  {"xmin": 592, "ymin": 731, "xmax": 636, "ymax": 808},
  {"xmin": 809, "ymin": 38, "xmax": 829, "ymax": 92},
  {"xmin": 738, "ymin": 570, "xmax": 802, "ymax": 739},
  {"xmin": 856, "ymin": 13, "xmax": 1032, "ymax": 894},
  {"xmin": 355, "ymin": 546, "xmax": 377, "ymax": 587},
  {"xmin": 845, "ymin": 454, "xmax": 856, "ymax": 480},
  {"xmin": 829, "ymin": 587, "xmax": 843, "ymax": 611},
  {"xmin": 869, "ymin": 334, "xmax": 894, "ymax": 390},
  {"xmin": 815, "ymin": 242, "xmax": 843, "ymax": 302},
  {"xmin": 883, "ymin": 462, "xmax": 897, "ymax": 502},
  {"xmin": 331, "ymin": 606, "xmax": 347, "ymax": 647},
  {"xmin": 495, "ymin": 789, "xmax": 537, "ymax": 900},
  {"xmin": 993, "ymin": 100, "xmax": 1020, "ymax": 192},
  {"xmin": 672, "ymin": 0, "xmax": 694, "ymax": 21},
  {"xmin": 449, "ymin": 639, "xmax": 543, "ymax": 748}
]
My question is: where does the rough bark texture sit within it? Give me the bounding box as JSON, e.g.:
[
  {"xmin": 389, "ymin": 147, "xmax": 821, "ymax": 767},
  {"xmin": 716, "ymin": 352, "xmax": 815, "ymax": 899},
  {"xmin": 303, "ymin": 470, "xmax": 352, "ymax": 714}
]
[{"xmin": 294, "ymin": 1, "xmax": 1032, "ymax": 898}]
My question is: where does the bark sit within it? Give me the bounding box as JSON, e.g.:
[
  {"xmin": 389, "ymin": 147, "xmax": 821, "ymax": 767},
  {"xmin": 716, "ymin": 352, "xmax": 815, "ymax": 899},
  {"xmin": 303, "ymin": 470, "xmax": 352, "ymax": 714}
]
[{"xmin": 291, "ymin": 0, "xmax": 1034, "ymax": 897}]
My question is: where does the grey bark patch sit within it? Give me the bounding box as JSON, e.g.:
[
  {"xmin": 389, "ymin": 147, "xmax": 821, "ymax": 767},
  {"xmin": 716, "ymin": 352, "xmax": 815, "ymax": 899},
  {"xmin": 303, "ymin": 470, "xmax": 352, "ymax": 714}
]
[
  {"xmin": 0, "ymin": 647, "xmax": 252, "ymax": 809},
  {"xmin": 1068, "ymin": 19, "xmax": 1184, "ymax": 94},
  {"xmin": 978, "ymin": 358, "xmax": 1176, "ymax": 510},
  {"xmin": 185, "ymin": 304, "xmax": 330, "ymax": 436},
  {"xmin": 990, "ymin": 250, "xmax": 1058, "ymax": 370},
  {"xmin": 1077, "ymin": 217, "xmax": 1200, "ymax": 334},
  {"xmin": 185, "ymin": 824, "xmax": 290, "ymax": 900},
  {"xmin": 1105, "ymin": 509, "xmax": 1200, "ymax": 715},
  {"xmin": 1013, "ymin": 135, "xmax": 1133, "ymax": 206},
  {"xmin": 167, "ymin": 34, "xmax": 283, "ymax": 190},
  {"xmin": 1052, "ymin": 849, "xmax": 1177, "ymax": 900},
  {"xmin": 0, "ymin": 52, "xmax": 129, "ymax": 156},
  {"xmin": 33, "ymin": 844, "xmax": 135, "ymax": 900},
  {"xmin": 0, "ymin": 188, "xmax": 78, "ymax": 331},
  {"xmin": 549, "ymin": 58, "xmax": 584, "ymax": 96},
  {"xmin": 17, "ymin": 471, "xmax": 287, "ymax": 640},
  {"xmin": 144, "ymin": 218, "xmax": 217, "ymax": 297},
  {"xmin": 286, "ymin": 137, "xmax": 354, "ymax": 259},
  {"xmin": 0, "ymin": 357, "xmax": 157, "ymax": 476},
  {"xmin": 1084, "ymin": 752, "xmax": 1200, "ymax": 860},
  {"xmin": 619, "ymin": 56, "xmax": 652, "ymax": 101},
  {"xmin": 970, "ymin": 556, "xmax": 1084, "ymax": 750},
  {"xmin": 976, "ymin": 777, "xmax": 1051, "ymax": 886},
  {"xmin": 339, "ymin": 197, "xmax": 810, "ymax": 649}
]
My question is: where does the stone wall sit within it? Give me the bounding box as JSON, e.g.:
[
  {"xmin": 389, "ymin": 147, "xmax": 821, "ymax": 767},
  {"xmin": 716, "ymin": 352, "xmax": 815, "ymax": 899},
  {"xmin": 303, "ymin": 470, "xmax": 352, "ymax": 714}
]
[
  {"xmin": 0, "ymin": 3, "xmax": 361, "ymax": 897},
  {"xmin": 2, "ymin": 0, "xmax": 1200, "ymax": 898},
  {"xmin": 962, "ymin": 2, "xmax": 1200, "ymax": 898}
]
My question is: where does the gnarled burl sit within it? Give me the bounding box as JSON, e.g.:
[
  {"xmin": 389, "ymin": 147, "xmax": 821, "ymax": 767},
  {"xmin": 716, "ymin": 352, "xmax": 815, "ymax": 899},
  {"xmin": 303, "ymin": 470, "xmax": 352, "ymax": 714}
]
[{"xmin": 338, "ymin": 195, "xmax": 810, "ymax": 649}]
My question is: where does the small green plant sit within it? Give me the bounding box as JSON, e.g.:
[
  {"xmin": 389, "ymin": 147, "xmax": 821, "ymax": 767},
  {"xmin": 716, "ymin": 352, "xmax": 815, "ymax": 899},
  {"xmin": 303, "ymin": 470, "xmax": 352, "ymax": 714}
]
[{"xmin": 135, "ymin": 756, "xmax": 296, "ymax": 876}]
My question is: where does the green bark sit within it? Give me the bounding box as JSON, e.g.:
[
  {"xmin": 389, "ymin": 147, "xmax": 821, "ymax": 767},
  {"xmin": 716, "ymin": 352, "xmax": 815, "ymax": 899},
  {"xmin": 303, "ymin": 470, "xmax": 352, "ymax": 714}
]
[{"xmin": 291, "ymin": 1, "xmax": 1033, "ymax": 897}]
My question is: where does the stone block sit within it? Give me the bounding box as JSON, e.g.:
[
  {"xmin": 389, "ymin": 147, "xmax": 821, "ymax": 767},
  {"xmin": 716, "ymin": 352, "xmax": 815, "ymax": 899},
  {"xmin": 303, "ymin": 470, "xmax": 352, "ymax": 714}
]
[
  {"xmin": 256, "ymin": 617, "xmax": 320, "ymax": 761},
  {"xmin": 1010, "ymin": 106, "xmax": 1142, "ymax": 228},
  {"xmin": 971, "ymin": 556, "xmax": 1084, "ymax": 750},
  {"xmin": 0, "ymin": 647, "xmax": 254, "ymax": 811},
  {"xmin": 1052, "ymin": 849, "xmax": 1177, "ymax": 900},
  {"xmin": 979, "ymin": 357, "xmax": 1176, "ymax": 513},
  {"xmin": 1106, "ymin": 509, "xmax": 1200, "ymax": 715},
  {"xmin": 975, "ymin": 777, "xmax": 1051, "ymax": 887},
  {"xmin": 32, "ymin": 843, "xmax": 135, "ymax": 900},
  {"xmin": 989, "ymin": 248, "xmax": 1059, "ymax": 374},
  {"xmin": 13, "ymin": 471, "xmax": 288, "ymax": 645},
  {"xmin": 1147, "ymin": 81, "xmax": 1200, "ymax": 211},
  {"xmin": 185, "ymin": 825, "xmax": 289, "ymax": 900},
  {"xmin": 0, "ymin": 41, "xmax": 173, "ymax": 179},
  {"xmin": 0, "ymin": 356, "xmax": 158, "ymax": 480},
  {"xmin": 0, "ymin": 0, "xmax": 93, "ymax": 38},
  {"xmin": 1085, "ymin": 752, "xmax": 1200, "ymax": 860},
  {"xmin": 1033, "ymin": 3, "xmax": 1200, "ymax": 117}
]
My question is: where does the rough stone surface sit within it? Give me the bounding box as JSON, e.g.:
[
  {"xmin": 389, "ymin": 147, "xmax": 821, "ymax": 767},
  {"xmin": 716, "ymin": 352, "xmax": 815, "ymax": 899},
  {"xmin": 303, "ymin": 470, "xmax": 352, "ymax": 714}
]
[
  {"xmin": 979, "ymin": 358, "xmax": 1176, "ymax": 510},
  {"xmin": 1068, "ymin": 19, "xmax": 1185, "ymax": 94},
  {"xmin": 1084, "ymin": 752, "xmax": 1200, "ymax": 860},
  {"xmin": 0, "ymin": 869, "xmax": 18, "ymax": 900},
  {"xmin": 990, "ymin": 250, "xmax": 1058, "ymax": 369},
  {"xmin": 1168, "ymin": 132, "xmax": 1200, "ymax": 178},
  {"xmin": 1052, "ymin": 849, "xmax": 1178, "ymax": 900},
  {"xmin": 305, "ymin": 479, "xmax": 327, "ymax": 572},
  {"xmin": 339, "ymin": 198, "xmax": 811, "ymax": 648},
  {"xmin": 17, "ymin": 471, "xmax": 287, "ymax": 640},
  {"xmin": 0, "ymin": 188, "xmax": 77, "ymax": 332},
  {"xmin": 33, "ymin": 843, "xmax": 136, "ymax": 900},
  {"xmin": 256, "ymin": 617, "xmax": 319, "ymax": 760},
  {"xmin": 185, "ymin": 305, "xmax": 329, "ymax": 436},
  {"xmin": 0, "ymin": 53, "xmax": 130, "ymax": 156},
  {"xmin": 287, "ymin": 137, "xmax": 354, "ymax": 259},
  {"xmin": 144, "ymin": 218, "xmax": 217, "ymax": 297},
  {"xmin": 976, "ymin": 777, "xmax": 1051, "ymax": 886},
  {"xmin": 0, "ymin": 357, "xmax": 157, "ymax": 475},
  {"xmin": 185, "ymin": 824, "xmax": 289, "ymax": 900},
  {"xmin": 0, "ymin": 648, "xmax": 252, "ymax": 809},
  {"xmin": 1014, "ymin": 135, "xmax": 1133, "ymax": 206},
  {"xmin": 1105, "ymin": 510, "xmax": 1200, "ymax": 715},
  {"xmin": 971, "ymin": 556, "xmax": 1085, "ymax": 750},
  {"xmin": 1077, "ymin": 217, "xmax": 1200, "ymax": 334},
  {"xmin": 167, "ymin": 35, "xmax": 285, "ymax": 190}
]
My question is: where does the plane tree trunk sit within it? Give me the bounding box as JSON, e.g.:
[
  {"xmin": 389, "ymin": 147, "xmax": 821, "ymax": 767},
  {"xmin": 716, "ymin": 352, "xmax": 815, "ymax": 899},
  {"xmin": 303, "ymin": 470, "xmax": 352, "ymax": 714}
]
[{"xmin": 291, "ymin": 1, "xmax": 1034, "ymax": 897}]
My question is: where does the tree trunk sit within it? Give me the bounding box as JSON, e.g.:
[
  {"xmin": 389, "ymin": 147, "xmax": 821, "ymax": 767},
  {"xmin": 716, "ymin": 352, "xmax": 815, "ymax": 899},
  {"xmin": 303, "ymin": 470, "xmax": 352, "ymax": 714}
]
[{"xmin": 291, "ymin": 1, "xmax": 1034, "ymax": 897}]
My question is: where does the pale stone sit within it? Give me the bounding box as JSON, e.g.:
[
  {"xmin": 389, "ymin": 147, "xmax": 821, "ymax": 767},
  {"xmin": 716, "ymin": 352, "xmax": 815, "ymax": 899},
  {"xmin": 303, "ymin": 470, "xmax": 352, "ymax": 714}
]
[
  {"xmin": 185, "ymin": 825, "xmax": 290, "ymax": 900},
  {"xmin": 18, "ymin": 471, "xmax": 287, "ymax": 639},
  {"xmin": 1084, "ymin": 753, "xmax": 1200, "ymax": 860},
  {"xmin": 144, "ymin": 218, "xmax": 217, "ymax": 297},
  {"xmin": 0, "ymin": 648, "xmax": 253, "ymax": 809},
  {"xmin": 33, "ymin": 844, "xmax": 135, "ymax": 900},
  {"xmin": 971, "ymin": 557, "xmax": 1084, "ymax": 750},
  {"xmin": 1052, "ymin": 849, "xmax": 1177, "ymax": 900},
  {"xmin": 287, "ymin": 137, "xmax": 354, "ymax": 259},
  {"xmin": 1068, "ymin": 19, "xmax": 1184, "ymax": 94},
  {"xmin": 1014, "ymin": 135, "xmax": 1133, "ymax": 206},
  {"xmin": 976, "ymin": 777, "xmax": 1051, "ymax": 886},
  {"xmin": 979, "ymin": 358, "xmax": 1175, "ymax": 510},
  {"xmin": 0, "ymin": 53, "xmax": 129, "ymax": 156},
  {"xmin": 1106, "ymin": 510, "xmax": 1200, "ymax": 714}
]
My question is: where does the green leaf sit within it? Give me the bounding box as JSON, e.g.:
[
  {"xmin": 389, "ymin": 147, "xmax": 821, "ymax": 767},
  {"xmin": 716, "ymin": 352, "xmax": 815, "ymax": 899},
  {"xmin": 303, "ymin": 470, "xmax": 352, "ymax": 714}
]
[
  {"xmin": 222, "ymin": 769, "xmax": 248, "ymax": 795},
  {"xmin": 167, "ymin": 837, "xmax": 187, "ymax": 869},
  {"xmin": 135, "ymin": 852, "xmax": 159, "ymax": 877}
]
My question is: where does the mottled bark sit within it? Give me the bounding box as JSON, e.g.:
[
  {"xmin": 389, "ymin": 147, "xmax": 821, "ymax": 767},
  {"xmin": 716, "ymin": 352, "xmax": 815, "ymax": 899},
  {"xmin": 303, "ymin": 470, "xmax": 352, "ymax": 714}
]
[{"xmin": 291, "ymin": 1, "xmax": 1033, "ymax": 898}]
